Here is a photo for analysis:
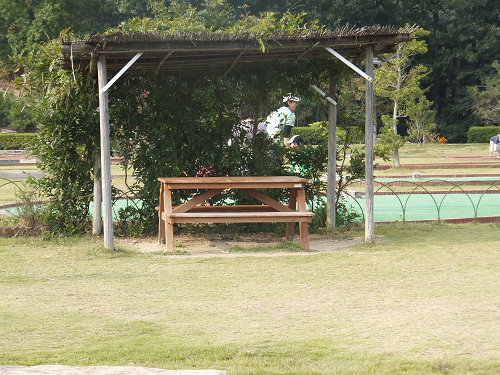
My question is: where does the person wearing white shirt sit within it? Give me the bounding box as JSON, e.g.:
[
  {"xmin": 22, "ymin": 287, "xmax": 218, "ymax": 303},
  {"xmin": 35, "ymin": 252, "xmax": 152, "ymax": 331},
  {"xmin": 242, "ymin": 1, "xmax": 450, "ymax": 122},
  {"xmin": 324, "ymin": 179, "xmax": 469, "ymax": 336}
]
[{"xmin": 266, "ymin": 94, "xmax": 300, "ymax": 148}]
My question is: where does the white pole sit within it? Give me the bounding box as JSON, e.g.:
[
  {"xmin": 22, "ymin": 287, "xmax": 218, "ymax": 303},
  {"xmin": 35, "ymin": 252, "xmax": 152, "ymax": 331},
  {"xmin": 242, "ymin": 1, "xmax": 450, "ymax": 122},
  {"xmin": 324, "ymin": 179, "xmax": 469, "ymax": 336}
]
[
  {"xmin": 325, "ymin": 47, "xmax": 373, "ymax": 82},
  {"xmin": 310, "ymin": 84, "xmax": 338, "ymax": 106},
  {"xmin": 97, "ymin": 55, "xmax": 114, "ymax": 249},
  {"xmin": 365, "ymin": 45, "xmax": 375, "ymax": 243},
  {"xmin": 101, "ymin": 53, "xmax": 143, "ymax": 93}
]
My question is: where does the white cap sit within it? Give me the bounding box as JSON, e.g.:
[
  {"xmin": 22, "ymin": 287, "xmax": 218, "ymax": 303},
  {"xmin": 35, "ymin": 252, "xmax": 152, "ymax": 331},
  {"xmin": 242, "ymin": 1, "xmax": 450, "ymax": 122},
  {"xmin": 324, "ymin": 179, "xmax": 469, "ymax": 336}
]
[{"xmin": 283, "ymin": 93, "xmax": 300, "ymax": 102}]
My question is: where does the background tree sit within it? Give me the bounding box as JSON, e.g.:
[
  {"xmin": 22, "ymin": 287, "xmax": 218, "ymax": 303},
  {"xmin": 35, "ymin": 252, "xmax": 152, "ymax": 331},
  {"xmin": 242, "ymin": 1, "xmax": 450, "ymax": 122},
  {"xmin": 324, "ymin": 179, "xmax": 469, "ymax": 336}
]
[
  {"xmin": 406, "ymin": 95, "xmax": 436, "ymax": 146},
  {"xmin": 0, "ymin": 0, "xmax": 152, "ymax": 75},
  {"xmin": 470, "ymin": 61, "xmax": 500, "ymax": 127},
  {"xmin": 373, "ymin": 27, "xmax": 430, "ymax": 166}
]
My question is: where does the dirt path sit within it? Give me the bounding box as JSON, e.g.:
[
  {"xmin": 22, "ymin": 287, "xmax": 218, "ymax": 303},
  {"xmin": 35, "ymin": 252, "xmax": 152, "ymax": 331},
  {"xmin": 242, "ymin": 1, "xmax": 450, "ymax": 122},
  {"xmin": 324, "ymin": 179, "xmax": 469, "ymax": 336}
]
[{"xmin": 115, "ymin": 232, "xmax": 365, "ymax": 256}]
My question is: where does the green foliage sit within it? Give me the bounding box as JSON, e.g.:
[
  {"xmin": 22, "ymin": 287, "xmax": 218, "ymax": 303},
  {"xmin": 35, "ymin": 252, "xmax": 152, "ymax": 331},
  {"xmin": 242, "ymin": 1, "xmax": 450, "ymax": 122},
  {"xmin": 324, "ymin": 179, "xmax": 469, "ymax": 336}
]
[
  {"xmin": 286, "ymin": 142, "xmax": 327, "ymax": 208},
  {"xmin": 291, "ymin": 121, "xmax": 328, "ymax": 145},
  {"xmin": 13, "ymin": 184, "xmax": 47, "ymax": 230},
  {"xmin": 0, "ymin": 92, "xmax": 34, "ymax": 132},
  {"xmin": 406, "ymin": 96, "xmax": 436, "ymax": 146},
  {"xmin": 374, "ymin": 27, "xmax": 431, "ymax": 136},
  {"xmin": 19, "ymin": 37, "xmax": 99, "ymax": 235},
  {"xmin": 375, "ymin": 120, "xmax": 406, "ymax": 166},
  {"xmin": 0, "ymin": 0, "xmax": 152, "ymax": 73},
  {"xmin": 112, "ymin": 0, "xmax": 321, "ymax": 52},
  {"xmin": 0, "ymin": 133, "xmax": 36, "ymax": 150},
  {"xmin": 309, "ymin": 198, "xmax": 361, "ymax": 233},
  {"xmin": 467, "ymin": 126, "xmax": 500, "ymax": 143},
  {"xmin": 471, "ymin": 61, "xmax": 500, "ymax": 127}
]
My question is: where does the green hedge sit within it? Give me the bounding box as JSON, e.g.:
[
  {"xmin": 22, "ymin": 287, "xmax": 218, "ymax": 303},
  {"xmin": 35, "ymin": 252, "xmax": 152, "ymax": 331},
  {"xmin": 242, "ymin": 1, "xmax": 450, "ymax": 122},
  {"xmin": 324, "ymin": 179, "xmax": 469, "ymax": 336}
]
[
  {"xmin": 467, "ymin": 126, "xmax": 500, "ymax": 143},
  {"xmin": 0, "ymin": 133, "xmax": 37, "ymax": 150},
  {"xmin": 291, "ymin": 122, "xmax": 348, "ymax": 145},
  {"xmin": 291, "ymin": 127, "xmax": 324, "ymax": 145}
]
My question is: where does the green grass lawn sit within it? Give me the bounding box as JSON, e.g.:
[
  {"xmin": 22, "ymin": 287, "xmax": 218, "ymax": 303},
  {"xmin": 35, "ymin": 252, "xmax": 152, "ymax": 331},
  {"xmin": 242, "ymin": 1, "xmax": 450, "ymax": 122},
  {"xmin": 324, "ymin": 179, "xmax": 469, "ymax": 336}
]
[{"xmin": 1, "ymin": 223, "xmax": 499, "ymax": 374}]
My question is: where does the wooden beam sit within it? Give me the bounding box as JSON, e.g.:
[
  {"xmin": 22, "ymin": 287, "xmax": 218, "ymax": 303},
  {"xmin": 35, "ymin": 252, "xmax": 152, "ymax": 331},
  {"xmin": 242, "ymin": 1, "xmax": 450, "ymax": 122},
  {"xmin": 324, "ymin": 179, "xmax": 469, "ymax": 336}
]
[
  {"xmin": 364, "ymin": 45, "xmax": 375, "ymax": 244},
  {"xmin": 294, "ymin": 41, "xmax": 320, "ymax": 63},
  {"xmin": 223, "ymin": 46, "xmax": 247, "ymax": 77},
  {"xmin": 155, "ymin": 50, "xmax": 175, "ymax": 76},
  {"xmin": 97, "ymin": 55, "xmax": 114, "ymax": 249},
  {"xmin": 88, "ymin": 52, "xmax": 98, "ymax": 77},
  {"xmin": 60, "ymin": 35, "xmax": 414, "ymax": 56}
]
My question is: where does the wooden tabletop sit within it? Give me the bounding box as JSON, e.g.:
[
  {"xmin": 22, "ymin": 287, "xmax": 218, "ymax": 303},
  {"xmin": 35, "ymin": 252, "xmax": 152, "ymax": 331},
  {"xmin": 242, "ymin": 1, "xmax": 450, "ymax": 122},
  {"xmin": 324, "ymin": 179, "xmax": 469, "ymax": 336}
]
[{"xmin": 158, "ymin": 176, "xmax": 308, "ymax": 189}]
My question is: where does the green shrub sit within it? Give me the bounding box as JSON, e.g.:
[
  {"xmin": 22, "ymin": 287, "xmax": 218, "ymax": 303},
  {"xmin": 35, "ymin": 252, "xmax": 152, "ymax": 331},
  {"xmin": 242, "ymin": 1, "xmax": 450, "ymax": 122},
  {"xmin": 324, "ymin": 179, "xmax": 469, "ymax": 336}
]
[
  {"xmin": 291, "ymin": 122, "xmax": 326, "ymax": 145},
  {"xmin": 0, "ymin": 133, "xmax": 36, "ymax": 150},
  {"xmin": 467, "ymin": 126, "xmax": 500, "ymax": 143}
]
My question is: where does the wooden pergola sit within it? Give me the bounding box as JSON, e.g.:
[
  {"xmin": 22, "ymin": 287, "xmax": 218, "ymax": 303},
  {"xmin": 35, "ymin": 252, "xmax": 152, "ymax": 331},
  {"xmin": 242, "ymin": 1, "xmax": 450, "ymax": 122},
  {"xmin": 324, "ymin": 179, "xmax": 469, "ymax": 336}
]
[{"xmin": 60, "ymin": 25, "xmax": 416, "ymax": 249}]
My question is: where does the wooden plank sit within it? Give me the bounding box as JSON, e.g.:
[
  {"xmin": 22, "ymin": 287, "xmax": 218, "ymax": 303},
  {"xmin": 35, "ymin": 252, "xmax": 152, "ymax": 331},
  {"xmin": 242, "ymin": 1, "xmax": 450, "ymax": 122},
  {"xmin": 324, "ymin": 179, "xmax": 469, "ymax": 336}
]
[
  {"xmin": 167, "ymin": 211, "xmax": 313, "ymax": 224},
  {"xmin": 158, "ymin": 176, "xmax": 307, "ymax": 183},
  {"xmin": 239, "ymin": 188, "xmax": 294, "ymax": 212},
  {"xmin": 172, "ymin": 188, "xmax": 224, "ymax": 214},
  {"xmin": 175, "ymin": 205, "xmax": 277, "ymax": 212}
]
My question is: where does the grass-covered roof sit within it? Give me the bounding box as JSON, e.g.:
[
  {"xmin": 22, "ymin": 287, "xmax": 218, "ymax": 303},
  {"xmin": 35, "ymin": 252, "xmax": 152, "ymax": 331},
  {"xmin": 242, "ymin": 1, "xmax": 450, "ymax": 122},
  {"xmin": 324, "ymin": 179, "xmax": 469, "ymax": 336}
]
[{"xmin": 60, "ymin": 25, "xmax": 416, "ymax": 76}]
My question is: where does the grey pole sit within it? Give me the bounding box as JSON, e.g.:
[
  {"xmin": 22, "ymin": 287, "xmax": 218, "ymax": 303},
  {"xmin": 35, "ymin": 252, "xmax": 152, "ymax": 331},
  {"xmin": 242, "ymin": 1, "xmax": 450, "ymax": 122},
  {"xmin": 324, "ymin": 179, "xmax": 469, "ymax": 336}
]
[
  {"xmin": 97, "ymin": 55, "xmax": 114, "ymax": 249},
  {"xmin": 365, "ymin": 45, "xmax": 375, "ymax": 243},
  {"xmin": 92, "ymin": 149, "xmax": 102, "ymax": 236},
  {"xmin": 327, "ymin": 76, "xmax": 337, "ymax": 228}
]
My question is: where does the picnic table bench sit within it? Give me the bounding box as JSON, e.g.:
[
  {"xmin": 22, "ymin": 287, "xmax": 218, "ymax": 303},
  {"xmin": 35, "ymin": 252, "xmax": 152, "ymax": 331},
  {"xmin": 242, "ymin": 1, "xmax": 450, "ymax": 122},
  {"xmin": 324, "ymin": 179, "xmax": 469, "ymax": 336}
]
[{"xmin": 157, "ymin": 176, "xmax": 314, "ymax": 251}]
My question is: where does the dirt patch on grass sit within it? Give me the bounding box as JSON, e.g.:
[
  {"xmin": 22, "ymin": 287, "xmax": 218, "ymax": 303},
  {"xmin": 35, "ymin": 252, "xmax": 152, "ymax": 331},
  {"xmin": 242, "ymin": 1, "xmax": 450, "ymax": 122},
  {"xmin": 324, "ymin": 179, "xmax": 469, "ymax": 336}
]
[{"xmin": 115, "ymin": 232, "xmax": 365, "ymax": 256}]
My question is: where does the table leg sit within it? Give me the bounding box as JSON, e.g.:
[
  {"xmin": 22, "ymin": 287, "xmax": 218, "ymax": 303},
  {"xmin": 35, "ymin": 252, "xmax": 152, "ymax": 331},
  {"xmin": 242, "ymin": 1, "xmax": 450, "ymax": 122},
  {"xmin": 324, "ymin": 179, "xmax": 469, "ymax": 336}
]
[
  {"xmin": 158, "ymin": 184, "xmax": 165, "ymax": 244},
  {"xmin": 297, "ymin": 187, "xmax": 310, "ymax": 250},
  {"xmin": 164, "ymin": 186, "xmax": 174, "ymax": 252},
  {"xmin": 286, "ymin": 188, "xmax": 298, "ymax": 241}
]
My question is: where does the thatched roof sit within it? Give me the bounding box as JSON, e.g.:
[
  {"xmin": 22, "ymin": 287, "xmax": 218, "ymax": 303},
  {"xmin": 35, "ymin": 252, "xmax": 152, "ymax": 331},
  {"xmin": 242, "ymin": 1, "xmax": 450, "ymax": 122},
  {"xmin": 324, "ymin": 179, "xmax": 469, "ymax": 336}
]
[{"xmin": 60, "ymin": 25, "xmax": 416, "ymax": 76}]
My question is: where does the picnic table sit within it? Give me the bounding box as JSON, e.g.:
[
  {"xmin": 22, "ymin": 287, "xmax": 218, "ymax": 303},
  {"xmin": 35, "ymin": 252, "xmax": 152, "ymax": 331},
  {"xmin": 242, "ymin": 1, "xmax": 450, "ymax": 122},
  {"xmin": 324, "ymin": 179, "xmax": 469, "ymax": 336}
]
[{"xmin": 157, "ymin": 176, "xmax": 314, "ymax": 251}]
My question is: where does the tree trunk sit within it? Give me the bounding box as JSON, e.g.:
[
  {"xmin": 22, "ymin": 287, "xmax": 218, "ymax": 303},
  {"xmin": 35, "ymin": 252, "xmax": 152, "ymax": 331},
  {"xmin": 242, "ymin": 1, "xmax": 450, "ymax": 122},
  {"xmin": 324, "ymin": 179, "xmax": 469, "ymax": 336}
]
[
  {"xmin": 432, "ymin": 10, "xmax": 440, "ymax": 114},
  {"xmin": 393, "ymin": 148, "xmax": 401, "ymax": 168}
]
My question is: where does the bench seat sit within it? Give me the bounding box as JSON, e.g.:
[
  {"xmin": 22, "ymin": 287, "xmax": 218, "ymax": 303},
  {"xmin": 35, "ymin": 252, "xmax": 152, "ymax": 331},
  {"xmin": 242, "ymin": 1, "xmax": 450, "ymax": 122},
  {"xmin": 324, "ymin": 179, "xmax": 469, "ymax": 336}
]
[{"xmin": 165, "ymin": 211, "xmax": 314, "ymax": 224}]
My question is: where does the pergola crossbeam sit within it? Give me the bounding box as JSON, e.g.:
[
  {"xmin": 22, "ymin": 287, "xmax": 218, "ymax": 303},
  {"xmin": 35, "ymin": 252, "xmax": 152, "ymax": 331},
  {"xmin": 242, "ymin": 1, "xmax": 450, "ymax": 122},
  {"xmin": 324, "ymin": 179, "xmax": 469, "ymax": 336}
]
[
  {"xmin": 101, "ymin": 52, "xmax": 143, "ymax": 93},
  {"xmin": 310, "ymin": 84, "xmax": 337, "ymax": 106},
  {"xmin": 223, "ymin": 46, "xmax": 248, "ymax": 77},
  {"xmin": 325, "ymin": 47, "xmax": 373, "ymax": 82},
  {"xmin": 155, "ymin": 50, "xmax": 175, "ymax": 75}
]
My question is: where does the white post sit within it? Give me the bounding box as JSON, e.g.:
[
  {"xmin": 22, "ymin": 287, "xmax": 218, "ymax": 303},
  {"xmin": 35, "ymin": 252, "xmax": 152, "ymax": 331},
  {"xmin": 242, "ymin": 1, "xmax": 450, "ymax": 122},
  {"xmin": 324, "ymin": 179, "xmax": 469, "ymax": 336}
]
[
  {"xmin": 92, "ymin": 149, "xmax": 102, "ymax": 236},
  {"xmin": 365, "ymin": 45, "xmax": 375, "ymax": 243},
  {"xmin": 97, "ymin": 55, "xmax": 114, "ymax": 249},
  {"xmin": 327, "ymin": 76, "xmax": 337, "ymax": 228}
]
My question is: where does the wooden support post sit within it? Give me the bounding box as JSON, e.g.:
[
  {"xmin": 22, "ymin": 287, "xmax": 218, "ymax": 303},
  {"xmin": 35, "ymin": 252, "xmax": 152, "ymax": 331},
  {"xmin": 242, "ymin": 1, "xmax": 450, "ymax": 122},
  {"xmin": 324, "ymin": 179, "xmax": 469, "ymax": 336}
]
[
  {"xmin": 365, "ymin": 45, "xmax": 375, "ymax": 243},
  {"xmin": 327, "ymin": 76, "xmax": 337, "ymax": 228},
  {"xmin": 97, "ymin": 55, "xmax": 114, "ymax": 249},
  {"xmin": 286, "ymin": 188, "xmax": 298, "ymax": 241},
  {"xmin": 164, "ymin": 187, "xmax": 173, "ymax": 252},
  {"xmin": 92, "ymin": 149, "xmax": 102, "ymax": 236},
  {"xmin": 297, "ymin": 187, "xmax": 309, "ymax": 250}
]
